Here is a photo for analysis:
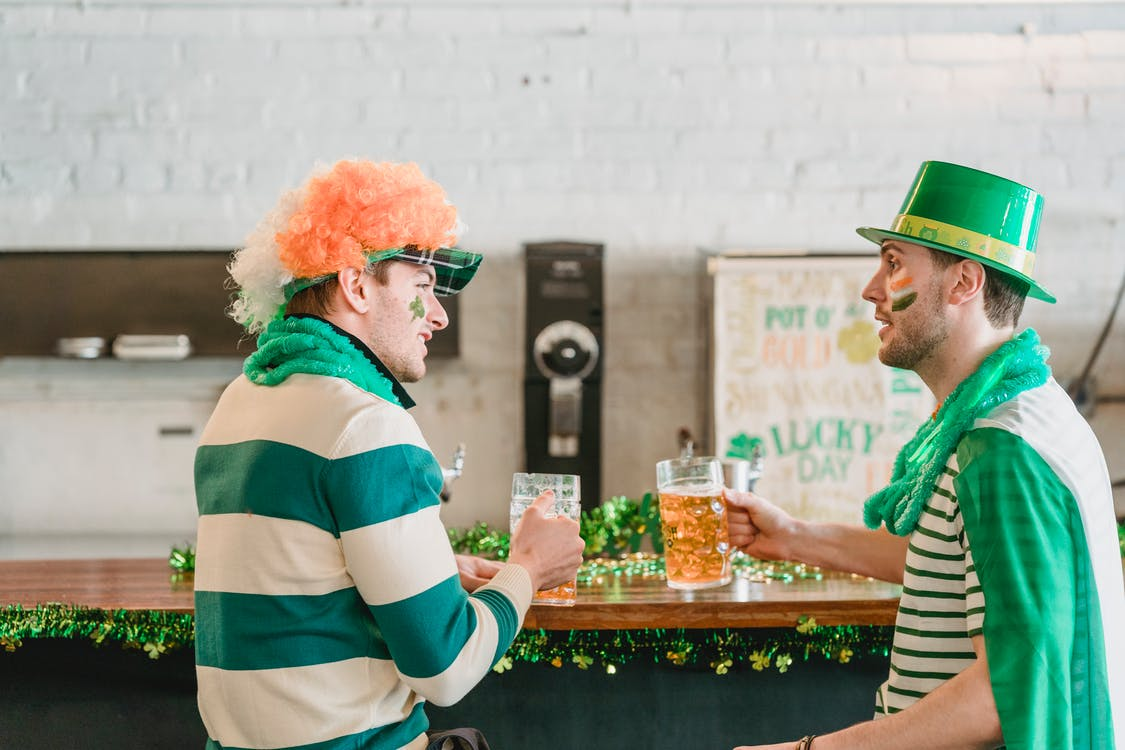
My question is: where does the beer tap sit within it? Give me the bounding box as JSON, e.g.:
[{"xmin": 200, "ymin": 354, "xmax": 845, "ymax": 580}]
[
  {"xmin": 677, "ymin": 427, "xmax": 695, "ymax": 459},
  {"xmin": 746, "ymin": 444, "xmax": 764, "ymax": 492},
  {"xmin": 440, "ymin": 443, "xmax": 465, "ymax": 503}
]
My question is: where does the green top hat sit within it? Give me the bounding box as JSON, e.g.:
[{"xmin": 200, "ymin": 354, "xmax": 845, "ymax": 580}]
[{"xmin": 857, "ymin": 161, "xmax": 1055, "ymax": 304}]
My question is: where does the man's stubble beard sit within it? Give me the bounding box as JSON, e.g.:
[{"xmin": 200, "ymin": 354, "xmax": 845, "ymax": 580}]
[{"xmin": 878, "ymin": 278, "xmax": 951, "ymax": 373}]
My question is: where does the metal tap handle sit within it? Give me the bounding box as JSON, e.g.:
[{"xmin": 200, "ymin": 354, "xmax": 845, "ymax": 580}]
[
  {"xmin": 677, "ymin": 427, "xmax": 695, "ymax": 459},
  {"xmin": 747, "ymin": 444, "xmax": 764, "ymax": 492},
  {"xmin": 440, "ymin": 443, "xmax": 466, "ymax": 503}
]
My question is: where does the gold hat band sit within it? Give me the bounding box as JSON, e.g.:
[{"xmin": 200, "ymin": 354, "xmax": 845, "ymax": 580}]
[{"xmin": 890, "ymin": 213, "xmax": 1037, "ymax": 277}]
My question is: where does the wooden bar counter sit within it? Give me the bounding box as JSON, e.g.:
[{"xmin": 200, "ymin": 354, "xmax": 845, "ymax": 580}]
[
  {"xmin": 0, "ymin": 557, "xmax": 901, "ymax": 749},
  {"xmin": 0, "ymin": 556, "xmax": 901, "ymax": 629}
]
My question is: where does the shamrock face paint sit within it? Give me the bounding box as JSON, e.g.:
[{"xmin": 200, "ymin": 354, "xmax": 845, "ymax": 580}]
[
  {"xmin": 409, "ymin": 295, "xmax": 425, "ymax": 320},
  {"xmin": 890, "ymin": 275, "xmax": 917, "ymax": 312}
]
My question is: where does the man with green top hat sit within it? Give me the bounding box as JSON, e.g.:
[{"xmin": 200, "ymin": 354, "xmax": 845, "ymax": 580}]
[
  {"xmin": 192, "ymin": 159, "xmax": 585, "ymax": 750},
  {"xmin": 726, "ymin": 160, "xmax": 1123, "ymax": 750}
]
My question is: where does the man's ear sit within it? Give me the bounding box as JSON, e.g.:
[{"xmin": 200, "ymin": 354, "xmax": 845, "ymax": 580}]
[
  {"xmin": 947, "ymin": 259, "xmax": 987, "ymax": 306},
  {"xmin": 336, "ymin": 267, "xmax": 371, "ymax": 314}
]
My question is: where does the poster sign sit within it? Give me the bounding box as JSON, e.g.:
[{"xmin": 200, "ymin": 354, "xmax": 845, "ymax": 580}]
[{"xmin": 710, "ymin": 254, "xmax": 934, "ymax": 525}]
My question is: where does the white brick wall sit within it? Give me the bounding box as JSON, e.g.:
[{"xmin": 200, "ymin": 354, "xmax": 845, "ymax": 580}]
[{"xmin": 2, "ymin": 1, "xmax": 1124, "ymax": 531}]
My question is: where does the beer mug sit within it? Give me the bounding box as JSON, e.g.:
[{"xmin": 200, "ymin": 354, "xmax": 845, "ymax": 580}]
[
  {"xmin": 510, "ymin": 472, "xmax": 582, "ymax": 606},
  {"xmin": 655, "ymin": 456, "xmax": 732, "ymax": 590}
]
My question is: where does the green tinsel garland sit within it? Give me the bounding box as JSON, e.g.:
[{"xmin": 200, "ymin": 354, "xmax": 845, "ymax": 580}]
[
  {"xmin": 0, "ymin": 603, "xmax": 195, "ymax": 660},
  {"xmin": 0, "ymin": 600, "xmax": 891, "ymax": 675},
  {"xmin": 497, "ymin": 620, "xmax": 892, "ymax": 676}
]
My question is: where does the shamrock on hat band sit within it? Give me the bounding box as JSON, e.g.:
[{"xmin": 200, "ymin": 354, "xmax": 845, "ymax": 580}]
[{"xmin": 888, "ymin": 213, "xmax": 1038, "ymax": 278}]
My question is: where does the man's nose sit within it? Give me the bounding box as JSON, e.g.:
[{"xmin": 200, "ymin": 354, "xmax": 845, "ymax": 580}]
[
  {"xmin": 861, "ymin": 271, "xmax": 884, "ymax": 305},
  {"xmin": 429, "ymin": 295, "xmax": 449, "ymax": 330}
]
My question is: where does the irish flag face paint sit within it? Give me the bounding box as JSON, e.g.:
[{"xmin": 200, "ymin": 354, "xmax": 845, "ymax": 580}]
[{"xmin": 890, "ymin": 275, "xmax": 917, "ymax": 312}]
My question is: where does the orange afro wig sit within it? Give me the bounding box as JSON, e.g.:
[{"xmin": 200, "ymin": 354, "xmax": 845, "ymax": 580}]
[
  {"xmin": 227, "ymin": 160, "xmax": 467, "ymax": 334},
  {"xmin": 276, "ymin": 160, "xmax": 460, "ymax": 280}
]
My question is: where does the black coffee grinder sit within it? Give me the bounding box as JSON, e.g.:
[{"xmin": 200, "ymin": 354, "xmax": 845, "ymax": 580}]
[{"xmin": 523, "ymin": 241, "xmax": 604, "ymax": 510}]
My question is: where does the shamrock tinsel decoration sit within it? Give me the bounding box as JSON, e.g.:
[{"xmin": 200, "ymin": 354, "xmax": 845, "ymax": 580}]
[
  {"xmin": 581, "ymin": 494, "xmax": 663, "ymax": 555},
  {"xmin": 447, "ymin": 521, "xmax": 511, "ymax": 560},
  {"xmin": 497, "ymin": 623, "xmax": 892, "ymax": 676},
  {"xmin": 168, "ymin": 543, "xmax": 196, "ymax": 572},
  {"xmin": 0, "ymin": 603, "xmax": 194, "ymax": 660},
  {"xmin": 446, "ymin": 494, "xmax": 665, "ymax": 560}
]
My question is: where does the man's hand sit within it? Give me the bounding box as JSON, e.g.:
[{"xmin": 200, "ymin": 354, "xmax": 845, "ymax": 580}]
[
  {"xmin": 724, "ymin": 489, "xmax": 800, "ymax": 562},
  {"xmin": 455, "ymin": 554, "xmax": 504, "ymax": 592},
  {"xmin": 508, "ymin": 490, "xmax": 585, "ymax": 592},
  {"xmin": 725, "ymin": 489, "xmax": 908, "ymax": 581}
]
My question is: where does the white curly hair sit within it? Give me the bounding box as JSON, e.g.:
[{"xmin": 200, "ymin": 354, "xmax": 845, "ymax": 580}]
[{"xmin": 227, "ymin": 186, "xmax": 307, "ymax": 335}]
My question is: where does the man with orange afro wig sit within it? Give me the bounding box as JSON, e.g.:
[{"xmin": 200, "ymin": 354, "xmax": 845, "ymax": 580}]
[{"xmin": 192, "ymin": 160, "xmax": 584, "ymax": 750}]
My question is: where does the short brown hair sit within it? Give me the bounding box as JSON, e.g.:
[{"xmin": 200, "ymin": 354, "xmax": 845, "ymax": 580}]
[
  {"xmin": 284, "ymin": 261, "xmax": 392, "ymax": 318},
  {"xmin": 929, "ymin": 248, "xmax": 1028, "ymax": 328}
]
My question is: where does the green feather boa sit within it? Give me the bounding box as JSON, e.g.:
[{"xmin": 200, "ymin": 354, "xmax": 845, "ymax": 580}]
[
  {"xmin": 243, "ymin": 316, "xmax": 402, "ymax": 406},
  {"xmin": 863, "ymin": 328, "xmax": 1051, "ymax": 535}
]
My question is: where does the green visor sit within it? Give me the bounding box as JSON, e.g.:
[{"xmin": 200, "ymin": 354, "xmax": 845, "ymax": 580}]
[{"xmin": 284, "ymin": 246, "xmax": 483, "ymax": 301}]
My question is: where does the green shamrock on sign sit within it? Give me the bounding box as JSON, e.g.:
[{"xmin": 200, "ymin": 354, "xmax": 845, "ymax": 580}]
[{"xmin": 726, "ymin": 433, "xmax": 763, "ymax": 460}]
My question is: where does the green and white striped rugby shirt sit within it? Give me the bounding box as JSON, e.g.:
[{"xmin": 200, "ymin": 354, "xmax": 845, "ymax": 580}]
[
  {"xmin": 194, "ymin": 372, "xmax": 533, "ymax": 750},
  {"xmin": 876, "ymin": 459, "xmax": 984, "ymax": 715}
]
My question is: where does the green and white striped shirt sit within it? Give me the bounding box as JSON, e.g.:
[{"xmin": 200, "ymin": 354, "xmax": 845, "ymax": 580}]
[
  {"xmin": 194, "ymin": 372, "xmax": 533, "ymax": 750},
  {"xmin": 876, "ymin": 458, "xmax": 985, "ymax": 715}
]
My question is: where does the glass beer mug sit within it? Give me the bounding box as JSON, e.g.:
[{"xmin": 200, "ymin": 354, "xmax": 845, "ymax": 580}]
[
  {"xmin": 655, "ymin": 456, "xmax": 732, "ymax": 590},
  {"xmin": 510, "ymin": 472, "xmax": 582, "ymax": 606}
]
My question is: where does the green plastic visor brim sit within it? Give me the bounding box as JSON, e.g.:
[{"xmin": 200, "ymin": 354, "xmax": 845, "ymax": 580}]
[{"xmin": 283, "ymin": 246, "xmax": 483, "ymax": 302}]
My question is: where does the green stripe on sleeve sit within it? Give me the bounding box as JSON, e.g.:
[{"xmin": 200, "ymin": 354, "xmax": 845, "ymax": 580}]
[
  {"xmin": 922, "ymin": 504, "xmax": 956, "ymax": 521},
  {"xmin": 326, "ymin": 444, "xmax": 444, "ymax": 532},
  {"xmin": 904, "ymin": 564, "xmax": 964, "ymax": 581},
  {"xmin": 893, "ymin": 625, "xmax": 971, "ymax": 638},
  {"xmin": 896, "ymin": 606, "xmax": 967, "ymax": 619},
  {"xmin": 471, "ymin": 588, "xmax": 520, "ymax": 665},
  {"xmin": 892, "ymin": 645, "xmax": 976, "ymax": 659},
  {"xmin": 908, "ymin": 544, "xmax": 965, "ymax": 562},
  {"xmin": 194, "ymin": 588, "xmax": 390, "ymax": 670},
  {"xmin": 368, "ymin": 575, "xmax": 480, "ymax": 678},
  {"xmin": 886, "ymin": 684, "xmax": 929, "ymax": 700},
  {"xmin": 901, "ymin": 586, "xmax": 965, "ymax": 601},
  {"xmin": 890, "ymin": 663, "xmax": 963, "ymax": 680},
  {"xmin": 931, "ymin": 485, "xmax": 956, "ymax": 502},
  {"xmin": 913, "ymin": 525, "xmax": 959, "ymax": 543}
]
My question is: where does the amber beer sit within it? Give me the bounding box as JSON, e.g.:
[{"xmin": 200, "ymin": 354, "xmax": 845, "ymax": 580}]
[{"xmin": 655, "ymin": 457, "xmax": 732, "ymax": 590}]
